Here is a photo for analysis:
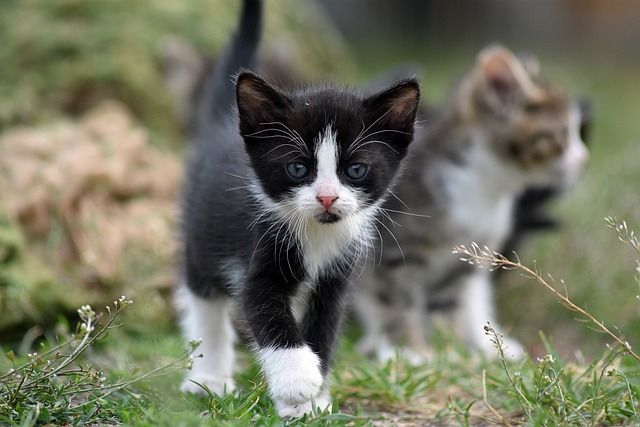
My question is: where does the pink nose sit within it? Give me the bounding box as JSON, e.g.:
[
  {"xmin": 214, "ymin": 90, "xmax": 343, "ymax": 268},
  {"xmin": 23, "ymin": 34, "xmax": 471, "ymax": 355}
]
[{"xmin": 317, "ymin": 196, "xmax": 337, "ymax": 210}]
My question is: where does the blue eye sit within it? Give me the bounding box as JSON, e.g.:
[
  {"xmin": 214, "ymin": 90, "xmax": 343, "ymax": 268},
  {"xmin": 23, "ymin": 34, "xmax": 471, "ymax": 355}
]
[
  {"xmin": 345, "ymin": 163, "xmax": 368, "ymax": 180},
  {"xmin": 286, "ymin": 162, "xmax": 309, "ymax": 179}
]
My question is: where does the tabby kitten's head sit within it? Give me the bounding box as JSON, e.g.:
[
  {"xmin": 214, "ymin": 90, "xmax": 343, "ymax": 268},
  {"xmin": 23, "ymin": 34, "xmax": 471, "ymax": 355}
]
[
  {"xmin": 457, "ymin": 45, "xmax": 589, "ymax": 189},
  {"xmin": 236, "ymin": 72, "xmax": 420, "ymax": 227}
]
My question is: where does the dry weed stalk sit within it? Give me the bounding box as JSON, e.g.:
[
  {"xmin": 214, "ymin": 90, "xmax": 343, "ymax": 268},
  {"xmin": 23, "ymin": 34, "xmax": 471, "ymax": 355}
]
[
  {"xmin": 606, "ymin": 216, "xmax": 640, "ymax": 285},
  {"xmin": 452, "ymin": 242, "xmax": 640, "ymax": 363}
]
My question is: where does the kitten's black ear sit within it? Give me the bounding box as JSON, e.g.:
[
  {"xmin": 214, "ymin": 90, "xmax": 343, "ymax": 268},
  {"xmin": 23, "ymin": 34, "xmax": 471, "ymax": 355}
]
[
  {"xmin": 363, "ymin": 78, "xmax": 420, "ymax": 132},
  {"xmin": 236, "ymin": 71, "xmax": 290, "ymax": 135}
]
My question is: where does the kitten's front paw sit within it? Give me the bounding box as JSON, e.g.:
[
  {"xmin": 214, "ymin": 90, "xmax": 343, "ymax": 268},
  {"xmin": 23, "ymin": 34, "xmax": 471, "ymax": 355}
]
[
  {"xmin": 258, "ymin": 346, "xmax": 323, "ymax": 410},
  {"xmin": 275, "ymin": 390, "xmax": 332, "ymax": 419},
  {"xmin": 180, "ymin": 373, "xmax": 236, "ymax": 396}
]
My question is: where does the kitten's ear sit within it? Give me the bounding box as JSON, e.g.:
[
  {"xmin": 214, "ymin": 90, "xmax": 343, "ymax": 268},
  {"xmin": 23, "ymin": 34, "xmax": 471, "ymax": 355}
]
[
  {"xmin": 363, "ymin": 78, "xmax": 420, "ymax": 132},
  {"xmin": 476, "ymin": 45, "xmax": 537, "ymax": 106},
  {"xmin": 236, "ymin": 71, "xmax": 290, "ymax": 135},
  {"xmin": 517, "ymin": 51, "xmax": 541, "ymax": 76}
]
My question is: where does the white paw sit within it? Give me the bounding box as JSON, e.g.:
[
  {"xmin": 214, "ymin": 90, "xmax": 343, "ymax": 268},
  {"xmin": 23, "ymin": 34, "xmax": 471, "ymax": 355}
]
[
  {"xmin": 275, "ymin": 390, "xmax": 332, "ymax": 419},
  {"xmin": 180, "ymin": 373, "xmax": 236, "ymax": 396},
  {"xmin": 258, "ymin": 346, "xmax": 323, "ymax": 407}
]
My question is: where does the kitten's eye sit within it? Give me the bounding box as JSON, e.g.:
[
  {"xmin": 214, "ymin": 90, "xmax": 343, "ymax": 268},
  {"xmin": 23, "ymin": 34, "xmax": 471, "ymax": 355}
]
[
  {"xmin": 285, "ymin": 162, "xmax": 309, "ymax": 179},
  {"xmin": 345, "ymin": 163, "xmax": 368, "ymax": 180}
]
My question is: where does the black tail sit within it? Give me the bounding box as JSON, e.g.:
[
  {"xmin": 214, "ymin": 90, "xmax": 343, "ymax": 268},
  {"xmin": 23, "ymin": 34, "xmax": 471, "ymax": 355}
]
[{"xmin": 197, "ymin": 0, "xmax": 263, "ymax": 127}]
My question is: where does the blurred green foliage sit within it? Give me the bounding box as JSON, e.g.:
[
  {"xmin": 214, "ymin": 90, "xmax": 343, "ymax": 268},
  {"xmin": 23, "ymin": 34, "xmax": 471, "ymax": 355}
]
[
  {"xmin": 0, "ymin": 0, "xmax": 352, "ymax": 145},
  {"xmin": 0, "ymin": 211, "xmax": 61, "ymax": 340}
]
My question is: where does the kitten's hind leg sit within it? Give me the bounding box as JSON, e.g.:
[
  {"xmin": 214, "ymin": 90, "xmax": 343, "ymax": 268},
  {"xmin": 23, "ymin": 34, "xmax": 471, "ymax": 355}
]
[
  {"xmin": 176, "ymin": 285, "xmax": 237, "ymax": 395},
  {"xmin": 355, "ymin": 269, "xmax": 430, "ymax": 364}
]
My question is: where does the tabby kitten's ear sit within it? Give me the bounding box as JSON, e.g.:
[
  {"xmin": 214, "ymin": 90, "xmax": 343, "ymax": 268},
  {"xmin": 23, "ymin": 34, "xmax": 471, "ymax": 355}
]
[
  {"xmin": 517, "ymin": 51, "xmax": 541, "ymax": 76},
  {"xmin": 475, "ymin": 45, "xmax": 539, "ymax": 109},
  {"xmin": 363, "ymin": 79, "xmax": 421, "ymax": 134},
  {"xmin": 236, "ymin": 71, "xmax": 291, "ymax": 135}
]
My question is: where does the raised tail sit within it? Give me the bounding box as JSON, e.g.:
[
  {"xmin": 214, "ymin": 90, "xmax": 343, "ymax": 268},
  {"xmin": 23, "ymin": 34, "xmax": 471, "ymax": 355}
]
[{"xmin": 197, "ymin": 0, "xmax": 263, "ymax": 127}]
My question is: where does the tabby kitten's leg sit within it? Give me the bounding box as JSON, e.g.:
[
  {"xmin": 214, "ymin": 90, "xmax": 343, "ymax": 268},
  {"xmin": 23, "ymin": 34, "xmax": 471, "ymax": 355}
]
[
  {"xmin": 356, "ymin": 269, "xmax": 430, "ymax": 363},
  {"xmin": 353, "ymin": 276, "xmax": 395, "ymax": 359},
  {"xmin": 178, "ymin": 286, "xmax": 237, "ymax": 395},
  {"xmin": 452, "ymin": 271, "xmax": 523, "ymax": 358}
]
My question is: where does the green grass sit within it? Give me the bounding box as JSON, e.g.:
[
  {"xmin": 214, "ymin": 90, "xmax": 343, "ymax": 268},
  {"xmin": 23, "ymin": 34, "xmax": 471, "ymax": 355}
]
[{"xmin": 2, "ymin": 292, "xmax": 639, "ymax": 425}]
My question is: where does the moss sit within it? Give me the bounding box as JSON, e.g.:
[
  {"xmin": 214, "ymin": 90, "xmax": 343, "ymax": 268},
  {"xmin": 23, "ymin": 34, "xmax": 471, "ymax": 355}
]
[{"xmin": 0, "ymin": 211, "xmax": 61, "ymax": 337}]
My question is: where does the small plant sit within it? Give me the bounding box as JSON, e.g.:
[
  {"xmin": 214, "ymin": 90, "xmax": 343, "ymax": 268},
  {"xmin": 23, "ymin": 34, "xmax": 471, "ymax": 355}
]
[
  {"xmin": 453, "ymin": 241, "xmax": 640, "ymax": 362},
  {"xmin": 480, "ymin": 325, "xmax": 639, "ymax": 425},
  {"xmin": 606, "ymin": 216, "xmax": 640, "ymax": 287},
  {"xmin": 0, "ymin": 296, "xmax": 196, "ymax": 426},
  {"xmin": 451, "ymin": 216, "xmax": 640, "ymax": 425}
]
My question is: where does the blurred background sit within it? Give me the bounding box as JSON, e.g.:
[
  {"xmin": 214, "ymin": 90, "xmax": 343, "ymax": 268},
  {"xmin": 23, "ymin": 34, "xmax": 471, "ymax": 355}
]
[{"xmin": 1, "ymin": 0, "xmax": 639, "ymax": 361}]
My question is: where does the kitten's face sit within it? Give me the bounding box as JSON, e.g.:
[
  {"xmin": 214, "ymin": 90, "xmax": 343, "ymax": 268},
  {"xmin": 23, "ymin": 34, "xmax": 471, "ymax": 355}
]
[
  {"xmin": 465, "ymin": 46, "xmax": 589, "ymax": 189},
  {"xmin": 236, "ymin": 73, "xmax": 420, "ymax": 225}
]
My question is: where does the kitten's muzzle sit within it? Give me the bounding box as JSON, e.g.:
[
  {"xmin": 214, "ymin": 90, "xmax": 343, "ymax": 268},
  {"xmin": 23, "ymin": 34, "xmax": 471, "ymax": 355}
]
[
  {"xmin": 315, "ymin": 212, "xmax": 341, "ymax": 224},
  {"xmin": 317, "ymin": 196, "xmax": 338, "ymax": 210},
  {"xmin": 314, "ymin": 196, "xmax": 341, "ymax": 223}
]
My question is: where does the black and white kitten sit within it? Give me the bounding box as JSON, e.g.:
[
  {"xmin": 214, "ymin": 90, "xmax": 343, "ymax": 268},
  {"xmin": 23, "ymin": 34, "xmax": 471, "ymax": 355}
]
[
  {"xmin": 176, "ymin": 0, "xmax": 420, "ymax": 418},
  {"xmin": 354, "ymin": 45, "xmax": 588, "ymax": 361}
]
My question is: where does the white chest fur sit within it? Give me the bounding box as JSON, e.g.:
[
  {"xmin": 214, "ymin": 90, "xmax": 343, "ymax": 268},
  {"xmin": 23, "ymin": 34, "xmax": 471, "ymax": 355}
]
[
  {"xmin": 290, "ymin": 219, "xmax": 361, "ymax": 322},
  {"xmin": 440, "ymin": 139, "xmax": 521, "ymax": 248},
  {"xmin": 300, "ymin": 220, "xmax": 353, "ymax": 277}
]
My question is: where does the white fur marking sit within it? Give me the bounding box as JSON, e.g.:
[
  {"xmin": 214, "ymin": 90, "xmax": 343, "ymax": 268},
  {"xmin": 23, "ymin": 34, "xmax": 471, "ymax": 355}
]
[
  {"xmin": 442, "ymin": 136, "xmax": 516, "ymax": 246},
  {"xmin": 453, "ymin": 271, "xmax": 523, "ymax": 359},
  {"xmin": 177, "ymin": 286, "xmax": 237, "ymax": 395},
  {"xmin": 314, "ymin": 127, "xmax": 340, "ymax": 200},
  {"xmin": 290, "ymin": 280, "xmax": 313, "ymax": 322},
  {"xmin": 258, "ymin": 345, "xmax": 326, "ymax": 418}
]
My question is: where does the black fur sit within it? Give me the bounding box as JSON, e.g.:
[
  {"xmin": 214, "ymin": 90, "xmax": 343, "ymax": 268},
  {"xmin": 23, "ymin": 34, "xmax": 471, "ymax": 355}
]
[{"xmin": 179, "ymin": 0, "xmax": 419, "ymax": 406}]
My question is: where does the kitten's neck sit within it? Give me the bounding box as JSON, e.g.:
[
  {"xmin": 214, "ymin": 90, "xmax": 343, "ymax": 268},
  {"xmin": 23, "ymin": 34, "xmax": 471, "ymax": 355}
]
[
  {"xmin": 439, "ymin": 127, "xmax": 521, "ymax": 246},
  {"xmin": 298, "ymin": 214, "xmax": 371, "ymax": 280},
  {"xmin": 456, "ymin": 126, "xmax": 530, "ymax": 197}
]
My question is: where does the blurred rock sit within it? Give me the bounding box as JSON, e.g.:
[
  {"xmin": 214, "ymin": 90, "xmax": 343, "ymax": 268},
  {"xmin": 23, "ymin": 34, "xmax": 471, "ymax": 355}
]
[{"xmin": 0, "ymin": 101, "xmax": 180, "ymax": 336}]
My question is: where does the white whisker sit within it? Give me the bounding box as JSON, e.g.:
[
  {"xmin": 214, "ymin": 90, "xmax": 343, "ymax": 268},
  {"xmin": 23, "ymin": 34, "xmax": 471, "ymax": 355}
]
[
  {"xmin": 224, "ymin": 171, "xmax": 251, "ymax": 180},
  {"xmin": 382, "ymin": 208, "xmax": 431, "ymax": 219},
  {"xmin": 225, "ymin": 185, "xmax": 253, "ymax": 192}
]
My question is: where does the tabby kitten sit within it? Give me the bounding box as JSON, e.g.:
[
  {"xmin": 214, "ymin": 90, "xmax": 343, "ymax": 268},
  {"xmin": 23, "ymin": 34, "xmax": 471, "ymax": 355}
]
[
  {"xmin": 176, "ymin": 0, "xmax": 420, "ymax": 418},
  {"xmin": 354, "ymin": 45, "xmax": 588, "ymax": 360}
]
